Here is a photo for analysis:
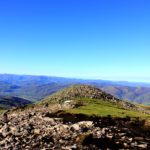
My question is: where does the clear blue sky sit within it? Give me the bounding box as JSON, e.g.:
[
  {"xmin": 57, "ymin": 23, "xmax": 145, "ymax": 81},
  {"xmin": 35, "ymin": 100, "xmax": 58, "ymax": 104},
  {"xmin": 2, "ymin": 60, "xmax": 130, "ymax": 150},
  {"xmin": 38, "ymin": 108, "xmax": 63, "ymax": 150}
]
[{"xmin": 0, "ymin": 0, "xmax": 150, "ymax": 82}]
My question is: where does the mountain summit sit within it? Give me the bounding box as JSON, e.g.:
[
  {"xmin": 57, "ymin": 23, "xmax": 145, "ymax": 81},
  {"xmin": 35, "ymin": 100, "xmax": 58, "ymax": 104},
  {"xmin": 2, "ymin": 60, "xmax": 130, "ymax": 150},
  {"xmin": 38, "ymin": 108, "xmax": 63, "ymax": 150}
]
[
  {"xmin": 39, "ymin": 85, "xmax": 147, "ymax": 113},
  {"xmin": 40, "ymin": 85, "xmax": 119, "ymax": 105}
]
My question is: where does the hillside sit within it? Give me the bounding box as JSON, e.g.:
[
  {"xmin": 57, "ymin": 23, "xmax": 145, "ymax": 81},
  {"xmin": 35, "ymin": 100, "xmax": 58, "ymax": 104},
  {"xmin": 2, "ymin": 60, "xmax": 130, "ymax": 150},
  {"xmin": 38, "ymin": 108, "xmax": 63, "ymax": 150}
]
[
  {"xmin": 0, "ymin": 85, "xmax": 150, "ymax": 149},
  {"xmin": 39, "ymin": 85, "xmax": 150, "ymax": 116},
  {"xmin": 0, "ymin": 96, "xmax": 32, "ymax": 109}
]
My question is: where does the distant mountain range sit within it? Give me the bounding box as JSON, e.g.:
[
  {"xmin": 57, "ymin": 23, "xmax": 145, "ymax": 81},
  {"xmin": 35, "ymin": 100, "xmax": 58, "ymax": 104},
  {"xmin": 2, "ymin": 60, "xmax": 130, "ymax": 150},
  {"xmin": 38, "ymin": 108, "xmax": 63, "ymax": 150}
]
[{"xmin": 0, "ymin": 74, "xmax": 150, "ymax": 104}]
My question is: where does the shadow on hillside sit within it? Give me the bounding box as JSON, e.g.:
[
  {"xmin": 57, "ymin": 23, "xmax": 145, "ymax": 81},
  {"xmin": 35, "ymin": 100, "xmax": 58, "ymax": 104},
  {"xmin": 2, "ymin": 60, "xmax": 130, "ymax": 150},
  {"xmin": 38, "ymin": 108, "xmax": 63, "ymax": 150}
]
[{"xmin": 45, "ymin": 110, "xmax": 150, "ymax": 149}]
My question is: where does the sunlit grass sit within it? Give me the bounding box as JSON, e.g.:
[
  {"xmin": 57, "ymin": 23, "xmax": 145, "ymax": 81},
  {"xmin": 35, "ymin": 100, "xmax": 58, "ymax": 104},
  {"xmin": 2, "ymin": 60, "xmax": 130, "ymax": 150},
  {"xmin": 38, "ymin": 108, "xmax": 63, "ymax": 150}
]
[{"xmin": 66, "ymin": 98, "xmax": 150, "ymax": 119}]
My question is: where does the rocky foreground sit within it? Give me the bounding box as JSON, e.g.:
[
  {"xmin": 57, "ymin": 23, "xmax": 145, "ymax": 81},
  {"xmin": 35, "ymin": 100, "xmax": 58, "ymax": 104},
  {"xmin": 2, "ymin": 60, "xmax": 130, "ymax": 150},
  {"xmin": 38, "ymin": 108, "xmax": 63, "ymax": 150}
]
[{"xmin": 0, "ymin": 106, "xmax": 150, "ymax": 150}]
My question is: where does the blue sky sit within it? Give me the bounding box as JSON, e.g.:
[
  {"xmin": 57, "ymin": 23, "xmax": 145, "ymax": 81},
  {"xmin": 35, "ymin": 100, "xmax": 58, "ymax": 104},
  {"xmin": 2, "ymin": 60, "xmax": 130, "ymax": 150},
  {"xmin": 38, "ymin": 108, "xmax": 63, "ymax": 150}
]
[{"xmin": 0, "ymin": 0, "xmax": 150, "ymax": 82}]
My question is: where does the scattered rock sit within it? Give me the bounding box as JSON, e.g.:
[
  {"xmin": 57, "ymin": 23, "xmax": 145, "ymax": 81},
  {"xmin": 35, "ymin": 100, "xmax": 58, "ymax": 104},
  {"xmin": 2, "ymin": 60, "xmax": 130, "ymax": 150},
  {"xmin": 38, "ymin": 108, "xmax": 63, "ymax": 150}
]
[{"xmin": 0, "ymin": 107, "xmax": 150, "ymax": 150}]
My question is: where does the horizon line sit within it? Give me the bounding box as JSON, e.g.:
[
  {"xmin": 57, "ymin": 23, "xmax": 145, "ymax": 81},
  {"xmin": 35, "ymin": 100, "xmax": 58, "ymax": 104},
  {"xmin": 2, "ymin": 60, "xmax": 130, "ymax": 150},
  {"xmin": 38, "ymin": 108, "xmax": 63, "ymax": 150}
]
[{"xmin": 0, "ymin": 73, "xmax": 150, "ymax": 84}]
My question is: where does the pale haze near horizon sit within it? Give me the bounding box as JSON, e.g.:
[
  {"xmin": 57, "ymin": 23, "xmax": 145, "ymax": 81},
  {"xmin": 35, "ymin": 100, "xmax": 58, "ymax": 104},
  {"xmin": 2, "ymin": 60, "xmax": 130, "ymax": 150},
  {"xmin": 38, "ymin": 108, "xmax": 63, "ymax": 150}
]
[{"xmin": 0, "ymin": 0, "xmax": 150, "ymax": 82}]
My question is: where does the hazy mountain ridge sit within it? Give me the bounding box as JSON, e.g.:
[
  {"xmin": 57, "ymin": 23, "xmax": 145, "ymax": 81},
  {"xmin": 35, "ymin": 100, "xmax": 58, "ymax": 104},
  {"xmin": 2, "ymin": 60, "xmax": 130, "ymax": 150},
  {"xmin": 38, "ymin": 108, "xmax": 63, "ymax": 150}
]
[
  {"xmin": 0, "ymin": 96, "xmax": 32, "ymax": 109},
  {"xmin": 98, "ymin": 85, "xmax": 150, "ymax": 104},
  {"xmin": 0, "ymin": 74, "xmax": 150, "ymax": 103}
]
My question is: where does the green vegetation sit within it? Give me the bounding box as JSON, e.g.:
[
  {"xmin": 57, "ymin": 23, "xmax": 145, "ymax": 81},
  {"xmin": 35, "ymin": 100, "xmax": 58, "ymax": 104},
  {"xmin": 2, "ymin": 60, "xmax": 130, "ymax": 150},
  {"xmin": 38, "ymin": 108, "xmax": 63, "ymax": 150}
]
[
  {"xmin": 139, "ymin": 104, "xmax": 150, "ymax": 111},
  {"xmin": 0, "ymin": 108, "xmax": 5, "ymax": 115},
  {"xmin": 66, "ymin": 98, "xmax": 150, "ymax": 119}
]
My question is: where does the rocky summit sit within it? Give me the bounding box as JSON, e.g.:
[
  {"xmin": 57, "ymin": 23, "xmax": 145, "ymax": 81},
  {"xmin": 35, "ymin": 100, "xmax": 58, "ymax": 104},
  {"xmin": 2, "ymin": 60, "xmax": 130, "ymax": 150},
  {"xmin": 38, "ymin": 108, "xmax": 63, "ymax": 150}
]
[
  {"xmin": 40, "ymin": 85, "xmax": 119, "ymax": 104},
  {"xmin": 39, "ymin": 85, "xmax": 147, "ymax": 113}
]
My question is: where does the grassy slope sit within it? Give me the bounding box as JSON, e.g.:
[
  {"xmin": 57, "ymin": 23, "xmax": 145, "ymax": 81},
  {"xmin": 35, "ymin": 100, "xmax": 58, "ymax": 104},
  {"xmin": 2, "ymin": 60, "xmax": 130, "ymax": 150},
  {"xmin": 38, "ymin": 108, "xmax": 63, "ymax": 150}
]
[
  {"xmin": 138, "ymin": 104, "xmax": 150, "ymax": 111},
  {"xmin": 0, "ymin": 109, "xmax": 5, "ymax": 115},
  {"xmin": 66, "ymin": 98, "xmax": 150, "ymax": 119}
]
